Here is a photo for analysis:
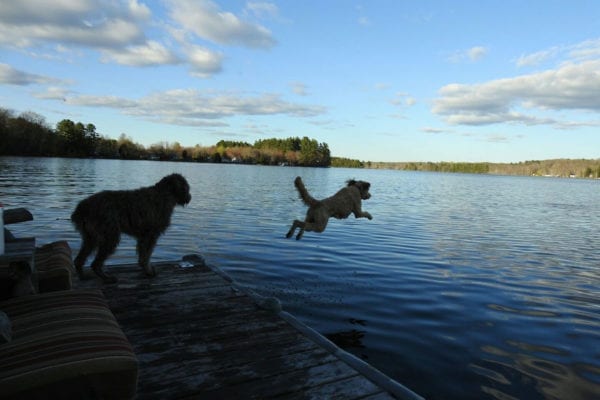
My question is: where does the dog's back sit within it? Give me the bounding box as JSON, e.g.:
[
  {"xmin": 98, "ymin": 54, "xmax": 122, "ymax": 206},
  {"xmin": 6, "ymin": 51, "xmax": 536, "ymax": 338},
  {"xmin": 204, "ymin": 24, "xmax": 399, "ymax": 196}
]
[{"xmin": 71, "ymin": 189, "xmax": 125, "ymax": 230}]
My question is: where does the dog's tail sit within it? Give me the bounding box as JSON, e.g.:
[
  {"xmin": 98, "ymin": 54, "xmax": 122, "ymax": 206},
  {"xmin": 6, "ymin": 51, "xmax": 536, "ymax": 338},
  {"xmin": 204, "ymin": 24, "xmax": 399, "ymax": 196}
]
[{"xmin": 294, "ymin": 176, "xmax": 319, "ymax": 207}]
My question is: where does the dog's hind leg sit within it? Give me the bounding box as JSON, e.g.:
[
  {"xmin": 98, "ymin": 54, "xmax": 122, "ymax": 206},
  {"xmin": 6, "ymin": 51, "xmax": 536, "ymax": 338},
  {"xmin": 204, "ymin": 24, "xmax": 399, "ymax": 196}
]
[
  {"xmin": 297, "ymin": 219, "xmax": 328, "ymax": 240},
  {"xmin": 73, "ymin": 232, "xmax": 96, "ymax": 280},
  {"xmin": 137, "ymin": 234, "xmax": 159, "ymax": 277},
  {"xmin": 286, "ymin": 220, "xmax": 304, "ymax": 239},
  {"xmin": 90, "ymin": 235, "xmax": 120, "ymax": 284}
]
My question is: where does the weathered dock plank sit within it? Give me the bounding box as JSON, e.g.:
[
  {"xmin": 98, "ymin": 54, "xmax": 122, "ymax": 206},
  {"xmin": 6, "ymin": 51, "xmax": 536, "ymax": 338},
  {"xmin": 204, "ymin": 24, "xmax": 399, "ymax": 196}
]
[{"xmin": 75, "ymin": 258, "xmax": 422, "ymax": 400}]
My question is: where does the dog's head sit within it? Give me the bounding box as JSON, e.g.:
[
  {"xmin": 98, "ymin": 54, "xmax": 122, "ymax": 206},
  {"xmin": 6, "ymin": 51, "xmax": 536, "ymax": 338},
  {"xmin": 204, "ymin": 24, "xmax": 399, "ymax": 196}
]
[
  {"xmin": 347, "ymin": 179, "xmax": 371, "ymax": 200},
  {"xmin": 157, "ymin": 173, "xmax": 192, "ymax": 205}
]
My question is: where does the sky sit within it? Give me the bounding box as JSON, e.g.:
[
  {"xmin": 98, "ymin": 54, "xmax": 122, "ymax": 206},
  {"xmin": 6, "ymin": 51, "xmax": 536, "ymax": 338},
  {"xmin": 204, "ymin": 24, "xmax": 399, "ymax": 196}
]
[{"xmin": 1, "ymin": 1, "xmax": 600, "ymax": 163}]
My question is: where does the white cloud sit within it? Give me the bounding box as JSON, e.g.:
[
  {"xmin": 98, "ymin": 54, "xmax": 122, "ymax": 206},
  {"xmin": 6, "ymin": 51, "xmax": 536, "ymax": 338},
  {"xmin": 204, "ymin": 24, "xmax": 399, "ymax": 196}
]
[
  {"xmin": 433, "ymin": 59, "xmax": 600, "ymax": 126},
  {"xmin": 374, "ymin": 83, "xmax": 390, "ymax": 90},
  {"xmin": 568, "ymin": 38, "xmax": 600, "ymax": 61},
  {"xmin": 467, "ymin": 46, "xmax": 487, "ymax": 61},
  {"xmin": 290, "ymin": 82, "xmax": 308, "ymax": 96},
  {"xmin": 0, "ymin": 0, "xmax": 273, "ymax": 78},
  {"xmin": 0, "ymin": 63, "xmax": 62, "ymax": 85},
  {"xmin": 516, "ymin": 48, "xmax": 558, "ymax": 67},
  {"xmin": 358, "ymin": 17, "xmax": 371, "ymax": 26},
  {"xmin": 65, "ymin": 94, "xmax": 138, "ymax": 108},
  {"xmin": 101, "ymin": 41, "xmax": 180, "ymax": 66},
  {"xmin": 55, "ymin": 89, "xmax": 325, "ymax": 126},
  {"xmin": 421, "ymin": 127, "xmax": 447, "ymax": 134},
  {"xmin": 245, "ymin": 2, "xmax": 279, "ymax": 19},
  {"xmin": 127, "ymin": 0, "xmax": 151, "ymax": 20},
  {"xmin": 0, "ymin": 0, "xmax": 146, "ymax": 49},
  {"xmin": 167, "ymin": 0, "xmax": 276, "ymax": 48},
  {"xmin": 391, "ymin": 92, "xmax": 416, "ymax": 107},
  {"xmin": 185, "ymin": 45, "xmax": 224, "ymax": 78},
  {"xmin": 486, "ymin": 134, "xmax": 510, "ymax": 143},
  {"xmin": 447, "ymin": 46, "xmax": 488, "ymax": 63},
  {"xmin": 32, "ymin": 86, "xmax": 70, "ymax": 100},
  {"xmin": 515, "ymin": 38, "xmax": 600, "ymax": 67}
]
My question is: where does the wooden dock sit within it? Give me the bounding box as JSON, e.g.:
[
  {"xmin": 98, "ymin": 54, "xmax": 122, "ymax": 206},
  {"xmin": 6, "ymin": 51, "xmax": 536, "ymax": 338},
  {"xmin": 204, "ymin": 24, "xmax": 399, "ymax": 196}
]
[{"xmin": 76, "ymin": 255, "xmax": 422, "ymax": 400}]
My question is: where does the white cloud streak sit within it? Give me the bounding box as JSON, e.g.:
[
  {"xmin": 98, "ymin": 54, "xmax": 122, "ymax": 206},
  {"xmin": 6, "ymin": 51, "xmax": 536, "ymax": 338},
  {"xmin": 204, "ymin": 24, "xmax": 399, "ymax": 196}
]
[
  {"xmin": 0, "ymin": 0, "xmax": 148, "ymax": 49},
  {"xmin": 448, "ymin": 46, "xmax": 488, "ymax": 63},
  {"xmin": 433, "ymin": 59, "xmax": 600, "ymax": 127},
  {"xmin": 245, "ymin": 2, "xmax": 279, "ymax": 19},
  {"xmin": 0, "ymin": 63, "xmax": 63, "ymax": 85},
  {"xmin": 101, "ymin": 41, "xmax": 180, "ymax": 66},
  {"xmin": 290, "ymin": 82, "xmax": 308, "ymax": 96},
  {"xmin": 49, "ymin": 89, "xmax": 325, "ymax": 126},
  {"xmin": 516, "ymin": 48, "xmax": 559, "ymax": 67},
  {"xmin": 167, "ymin": 0, "xmax": 276, "ymax": 48}
]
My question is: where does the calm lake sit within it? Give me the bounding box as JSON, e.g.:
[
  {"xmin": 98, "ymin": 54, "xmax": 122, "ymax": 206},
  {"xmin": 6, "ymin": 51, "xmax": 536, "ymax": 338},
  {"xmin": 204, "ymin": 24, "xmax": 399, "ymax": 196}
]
[{"xmin": 1, "ymin": 156, "xmax": 599, "ymax": 400}]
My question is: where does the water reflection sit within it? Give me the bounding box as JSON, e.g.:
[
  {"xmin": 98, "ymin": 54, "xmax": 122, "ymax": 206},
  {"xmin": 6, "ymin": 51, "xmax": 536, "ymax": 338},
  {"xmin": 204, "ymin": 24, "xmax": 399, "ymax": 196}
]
[{"xmin": 476, "ymin": 343, "xmax": 600, "ymax": 400}]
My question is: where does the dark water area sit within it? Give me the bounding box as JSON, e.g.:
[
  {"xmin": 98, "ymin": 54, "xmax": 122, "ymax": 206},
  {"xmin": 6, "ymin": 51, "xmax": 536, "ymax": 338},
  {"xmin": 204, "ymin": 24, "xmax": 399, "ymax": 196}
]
[{"xmin": 1, "ymin": 156, "xmax": 599, "ymax": 400}]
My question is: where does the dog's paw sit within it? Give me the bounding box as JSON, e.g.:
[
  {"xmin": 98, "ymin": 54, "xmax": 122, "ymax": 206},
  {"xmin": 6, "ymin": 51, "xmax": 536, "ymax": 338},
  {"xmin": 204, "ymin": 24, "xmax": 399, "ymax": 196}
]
[
  {"xmin": 77, "ymin": 271, "xmax": 92, "ymax": 281},
  {"xmin": 144, "ymin": 265, "xmax": 157, "ymax": 277},
  {"xmin": 102, "ymin": 275, "xmax": 118, "ymax": 284}
]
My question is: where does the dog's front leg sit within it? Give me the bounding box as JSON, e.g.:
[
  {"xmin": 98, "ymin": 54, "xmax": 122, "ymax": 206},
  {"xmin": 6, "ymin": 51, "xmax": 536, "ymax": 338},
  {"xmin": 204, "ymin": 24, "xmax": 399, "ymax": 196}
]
[
  {"xmin": 354, "ymin": 210, "xmax": 373, "ymax": 220},
  {"xmin": 137, "ymin": 234, "xmax": 159, "ymax": 277}
]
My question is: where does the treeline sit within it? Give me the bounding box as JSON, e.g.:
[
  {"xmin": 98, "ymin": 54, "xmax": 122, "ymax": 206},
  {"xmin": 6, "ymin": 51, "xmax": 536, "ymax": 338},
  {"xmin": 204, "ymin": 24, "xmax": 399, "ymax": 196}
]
[
  {"xmin": 369, "ymin": 161, "xmax": 490, "ymax": 174},
  {"xmin": 0, "ymin": 109, "xmax": 145, "ymax": 159},
  {"xmin": 2, "ymin": 108, "xmax": 598, "ymax": 177},
  {"xmin": 331, "ymin": 157, "xmax": 366, "ymax": 168},
  {"xmin": 213, "ymin": 137, "xmax": 331, "ymax": 166},
  {"xmin": 0, "ymin": 108, "xmax": 330, "ymax": 167},
  {"xmin": 367, "ymin": 160, "xmax": 600, "ymax": 178},
  {"xmin": 490, "ymin": 159, "xmax": 600, "ymax": 178}
]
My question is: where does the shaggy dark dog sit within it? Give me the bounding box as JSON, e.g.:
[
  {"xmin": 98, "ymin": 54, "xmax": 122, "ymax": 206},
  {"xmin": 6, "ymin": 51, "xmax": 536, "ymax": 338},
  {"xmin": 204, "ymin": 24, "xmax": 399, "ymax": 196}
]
[
  {"xmin": 71, "ymin": 173, "xmax": 191, "ymax": 283},
  {"xmin": 286, "ymin": 176, "xmax": 372, "ymax": 240}
]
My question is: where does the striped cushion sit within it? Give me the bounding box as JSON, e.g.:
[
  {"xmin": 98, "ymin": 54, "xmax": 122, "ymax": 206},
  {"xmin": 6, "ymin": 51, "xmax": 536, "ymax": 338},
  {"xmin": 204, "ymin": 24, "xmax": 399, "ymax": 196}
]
[
  {"xmin": 0, "ymin": 311, "xmax": 10, "ymax": 343},
  {"xmin": 35, "ymin": 241, "xmax": 74, "ymax": 292},
  {"xmin": 0, "ymin": 289, "xmax": 138, "ymax": 399}
]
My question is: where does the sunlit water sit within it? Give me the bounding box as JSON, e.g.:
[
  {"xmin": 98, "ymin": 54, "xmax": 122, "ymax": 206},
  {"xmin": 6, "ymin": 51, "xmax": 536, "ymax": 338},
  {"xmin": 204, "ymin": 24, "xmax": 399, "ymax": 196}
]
[{"xmin": 1, "ymin": 156, "xmax": 599, "ymax": 400}]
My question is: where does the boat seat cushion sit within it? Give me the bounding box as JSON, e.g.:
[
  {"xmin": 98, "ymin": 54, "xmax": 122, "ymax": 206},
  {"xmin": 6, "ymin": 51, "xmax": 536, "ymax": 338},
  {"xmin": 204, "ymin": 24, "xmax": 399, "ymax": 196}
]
[
  {"xmin": 0, "ymin": 289, "xmax": 138, "ymax": 399},
  {"xmin": 35, "ymin": 240, "xmax": 74, "ymax": 292}
]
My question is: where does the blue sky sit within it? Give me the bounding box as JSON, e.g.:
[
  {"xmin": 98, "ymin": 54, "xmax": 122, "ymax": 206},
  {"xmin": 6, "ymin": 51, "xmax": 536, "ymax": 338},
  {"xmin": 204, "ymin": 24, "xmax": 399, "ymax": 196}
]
[{"xmin": 1, "ymin": 1, "xmax": 600, "ymax": 162}]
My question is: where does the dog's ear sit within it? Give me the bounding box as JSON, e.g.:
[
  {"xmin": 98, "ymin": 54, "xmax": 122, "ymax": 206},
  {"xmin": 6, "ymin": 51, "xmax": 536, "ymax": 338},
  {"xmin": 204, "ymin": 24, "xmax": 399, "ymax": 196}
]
[{"xmin": 346, "ymin": 179, "xmax": 357, "ymax": 187}]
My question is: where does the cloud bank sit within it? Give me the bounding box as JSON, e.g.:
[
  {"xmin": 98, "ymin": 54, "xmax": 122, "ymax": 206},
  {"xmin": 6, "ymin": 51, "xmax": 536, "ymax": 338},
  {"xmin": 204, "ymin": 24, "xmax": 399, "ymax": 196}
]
[
  {"xmin": 0, "ymin": 0, "xmax": 276, "ymax": 77},
  {"xmin": 434, "ymin": 49, "xmax": 600, "ymax": 128}
]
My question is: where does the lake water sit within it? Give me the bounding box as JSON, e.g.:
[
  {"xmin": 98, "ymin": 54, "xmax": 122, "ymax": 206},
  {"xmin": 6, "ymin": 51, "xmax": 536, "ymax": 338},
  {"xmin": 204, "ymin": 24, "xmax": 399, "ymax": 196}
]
[{"xmin": 1, "ymin": 156, "xmax": 599, "ymax": 400}]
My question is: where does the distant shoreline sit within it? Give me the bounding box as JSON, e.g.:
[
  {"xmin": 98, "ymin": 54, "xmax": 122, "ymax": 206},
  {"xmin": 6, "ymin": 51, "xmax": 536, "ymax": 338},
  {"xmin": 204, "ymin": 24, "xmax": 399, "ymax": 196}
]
[
  {"xmin": 363, "ymin": 159, "xmax": 600, "ymax": 179},
  {"xmin": 2, "ymin": 154, "xmax": 599, "ymax": 180}
]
